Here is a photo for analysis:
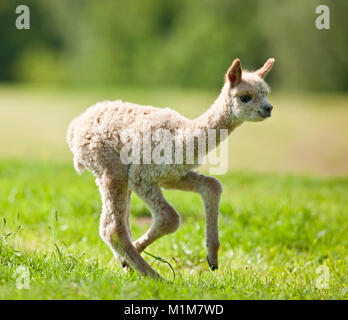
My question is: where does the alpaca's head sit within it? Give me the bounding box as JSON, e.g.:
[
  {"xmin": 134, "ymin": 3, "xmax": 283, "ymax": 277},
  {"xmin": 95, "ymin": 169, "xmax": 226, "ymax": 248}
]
[{"xmin": 225, "ymin": 58, "xmax": 275, "ymax": 122}]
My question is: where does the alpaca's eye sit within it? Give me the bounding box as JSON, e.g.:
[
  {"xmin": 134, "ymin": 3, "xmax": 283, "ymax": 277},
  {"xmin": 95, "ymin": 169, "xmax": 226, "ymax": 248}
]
[{"xmin": 240, "ymin": 95, "xmax": 252, "ymax": 103}]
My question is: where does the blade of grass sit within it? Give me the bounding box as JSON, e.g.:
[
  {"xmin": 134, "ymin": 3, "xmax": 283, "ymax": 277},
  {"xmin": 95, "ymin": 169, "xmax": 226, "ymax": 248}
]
[{"xmin": 143, "ymin": 250, "xmax": 176, "ymax": 281}]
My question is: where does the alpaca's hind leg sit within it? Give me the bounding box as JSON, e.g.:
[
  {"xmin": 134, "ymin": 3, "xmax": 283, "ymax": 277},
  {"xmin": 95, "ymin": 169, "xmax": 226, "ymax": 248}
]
[
  {"xmin": 130, "ymin": 182, "xmax": 181, "ymax": 253},
  {"xmin": 115, "ymin": 190, "xmax": 134, "ymax": 271},
  {"xmin": 98, "ymin": 173, "xmax": 161, "ymax": 279},
  {"xmin": 161, "ymin": 171, "xmax": 222, "ymax": 270}
]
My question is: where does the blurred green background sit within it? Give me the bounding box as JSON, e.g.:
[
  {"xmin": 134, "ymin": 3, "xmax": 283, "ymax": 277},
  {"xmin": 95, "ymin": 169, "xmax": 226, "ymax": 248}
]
[
  {"xmin": 1, "ymin": 0, "xmax": 348, "ymax": 175},
  {"xmin": 2, "ymin": 0, "xmax": 348, "ymax": 90}
]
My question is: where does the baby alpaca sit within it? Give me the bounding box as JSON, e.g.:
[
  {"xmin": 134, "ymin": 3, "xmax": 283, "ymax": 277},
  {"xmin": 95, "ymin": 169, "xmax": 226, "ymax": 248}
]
[{"xmin": 67, "ymin": 58, "xmax": 275, "ymax": 279}]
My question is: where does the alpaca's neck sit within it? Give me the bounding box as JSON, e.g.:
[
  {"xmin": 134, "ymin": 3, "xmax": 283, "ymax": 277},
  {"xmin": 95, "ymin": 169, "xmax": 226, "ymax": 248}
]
[
  {"xmin": 192, "ymin": 82, "xmax": 243, "ymax": 137},
  {"xmin": 183, "ymin": 82, "xmax": 243, "ymax": 162}
]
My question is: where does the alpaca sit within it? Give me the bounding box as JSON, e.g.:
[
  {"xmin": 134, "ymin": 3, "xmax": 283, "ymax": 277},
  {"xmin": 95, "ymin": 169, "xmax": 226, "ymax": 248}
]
[{"xmin": 67, "ymin": 58, "xmax": 275, "ymax": 279}]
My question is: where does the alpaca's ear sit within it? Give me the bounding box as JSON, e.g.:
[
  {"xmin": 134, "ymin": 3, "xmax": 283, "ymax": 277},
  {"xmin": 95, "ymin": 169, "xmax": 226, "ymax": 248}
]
[
  {"xmin": 256, "ymin": 58, "xmax": 275, "ymax": 79},
  {"xmin": 226, "ymin": 58, "xmax": 242, "ymax": 86}
]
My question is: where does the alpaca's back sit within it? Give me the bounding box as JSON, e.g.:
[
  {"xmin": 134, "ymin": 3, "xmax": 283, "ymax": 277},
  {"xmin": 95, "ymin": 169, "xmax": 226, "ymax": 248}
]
[{"xmin": 66, "ymin": 100, "xmax": 189, "ymax": 175}]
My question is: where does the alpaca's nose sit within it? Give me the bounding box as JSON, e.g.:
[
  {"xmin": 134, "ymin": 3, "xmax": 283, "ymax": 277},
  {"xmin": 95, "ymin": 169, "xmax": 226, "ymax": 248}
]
[
  {"xmin": 262, "ymin": 104, "xmax": 273, "ymax": 113},
  {"xmin": 259, "ymin": 104, "xmax": 273, "ymax": 118}
]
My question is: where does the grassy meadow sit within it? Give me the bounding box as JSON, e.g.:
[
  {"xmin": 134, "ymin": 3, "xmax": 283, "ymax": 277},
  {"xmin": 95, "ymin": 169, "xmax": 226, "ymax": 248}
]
[{"xmin": 0, "ymin": 85, "xmax": 347, "ymax": 299}]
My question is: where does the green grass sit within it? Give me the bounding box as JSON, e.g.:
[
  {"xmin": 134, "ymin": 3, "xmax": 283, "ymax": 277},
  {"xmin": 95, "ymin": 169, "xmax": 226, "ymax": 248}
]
[{"xmin": 0, "ymin": 160, "xmax": 347, "ymax": 299}]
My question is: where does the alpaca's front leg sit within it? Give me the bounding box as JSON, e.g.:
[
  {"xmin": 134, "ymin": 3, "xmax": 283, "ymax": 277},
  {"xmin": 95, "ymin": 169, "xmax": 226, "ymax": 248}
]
[
  {"xmin": 129, "ymin": 182, "xmax": 181, "ymax": 254},
  {"xmin": 161, "ymin": 171, "xmax": 222, "ymax": 270},
  {"xmin": 201, "ymin": 177, "xmax": 222, "ymax": 270}
]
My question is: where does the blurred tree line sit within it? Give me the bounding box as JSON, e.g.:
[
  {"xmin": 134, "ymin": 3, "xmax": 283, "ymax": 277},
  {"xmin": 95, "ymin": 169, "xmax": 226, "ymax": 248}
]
[{"xmin": 1, "ymin": 0, "xmax": 347, "ymax": 91}]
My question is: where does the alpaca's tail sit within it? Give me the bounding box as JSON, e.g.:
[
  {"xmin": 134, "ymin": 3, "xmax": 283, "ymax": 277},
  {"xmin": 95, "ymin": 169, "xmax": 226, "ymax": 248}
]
[
  {"xmin": 67, "ymin": 119, "xmax": 85, "ymax": 175},
  {"xmin": 66, "ymin": 119, "xmax": 76, "ymax": 151},
  {"xmin": 73, "ymin": 157, "xmax": 85, "ymax": 175}
]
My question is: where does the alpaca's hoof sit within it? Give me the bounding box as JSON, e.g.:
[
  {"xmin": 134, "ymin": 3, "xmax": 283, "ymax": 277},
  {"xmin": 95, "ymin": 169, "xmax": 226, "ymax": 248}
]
[
  {"xmin": 120, "ymin": 258, "xmax": 134, "ymax": 273},
  {"xmin": 209, "ymin": 264, "xmax": 218, "ymax": 271},
  {"xmin": 207, "ymin": 256, "xmax": 218, "ymax": 271}
]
